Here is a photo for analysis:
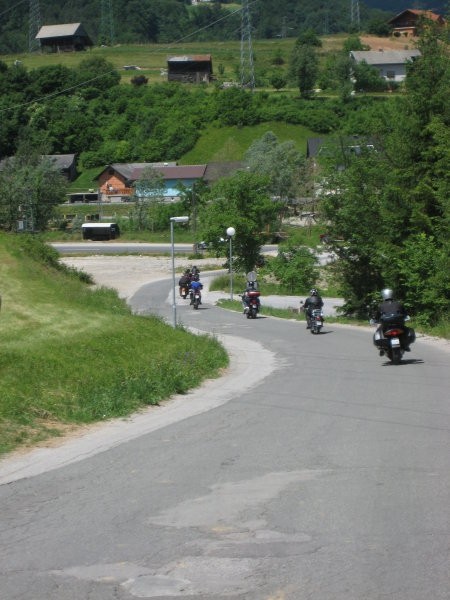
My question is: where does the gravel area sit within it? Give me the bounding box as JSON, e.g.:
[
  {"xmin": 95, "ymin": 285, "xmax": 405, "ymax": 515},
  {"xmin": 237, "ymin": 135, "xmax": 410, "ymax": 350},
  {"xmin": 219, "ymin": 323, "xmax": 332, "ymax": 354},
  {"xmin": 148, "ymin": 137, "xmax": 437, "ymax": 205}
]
[{"xmin": 61, "ymin": 255, "xmax": 224, "ymax": 300}]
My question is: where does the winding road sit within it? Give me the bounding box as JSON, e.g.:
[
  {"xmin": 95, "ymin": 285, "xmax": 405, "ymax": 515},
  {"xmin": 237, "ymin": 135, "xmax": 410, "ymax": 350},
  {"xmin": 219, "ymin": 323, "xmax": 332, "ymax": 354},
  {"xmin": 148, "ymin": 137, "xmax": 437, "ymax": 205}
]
[{"xmin": 0, "ymin": 268, "xmax": 449, "ymax": 599}]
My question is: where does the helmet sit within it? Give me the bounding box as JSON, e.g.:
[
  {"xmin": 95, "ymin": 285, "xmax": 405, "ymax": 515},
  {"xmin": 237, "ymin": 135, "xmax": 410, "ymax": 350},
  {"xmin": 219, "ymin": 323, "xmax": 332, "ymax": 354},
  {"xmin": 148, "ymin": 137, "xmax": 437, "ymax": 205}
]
[
  {"xmin": 310, "ymin": 288, "xmax": 318, "ymax": 296},
  {"xmin": 381, "ymin": 288, "xmax": 394, "ymax": 301}
]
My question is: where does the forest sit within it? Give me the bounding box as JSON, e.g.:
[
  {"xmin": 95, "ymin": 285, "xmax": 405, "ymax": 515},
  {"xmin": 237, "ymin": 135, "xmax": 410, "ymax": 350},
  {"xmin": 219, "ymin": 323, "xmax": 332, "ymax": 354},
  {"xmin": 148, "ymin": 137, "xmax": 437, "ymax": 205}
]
[{"xmin": 0, "ymin": 0, "xmax": 397, "ymax": 54}]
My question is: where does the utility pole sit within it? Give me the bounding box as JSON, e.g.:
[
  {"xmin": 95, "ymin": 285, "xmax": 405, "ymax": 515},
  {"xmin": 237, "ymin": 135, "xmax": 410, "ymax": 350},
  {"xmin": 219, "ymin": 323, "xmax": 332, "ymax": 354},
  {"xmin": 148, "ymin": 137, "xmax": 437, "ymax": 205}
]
[
  {"xmin": 29, "ymin": 0, "xmax": 41, "ymax": 53},
  {"xmin": 350, "ymin": 0, "xmax": 360, "ymax": 31},
  {"xmin": 323, "ymin": 8, "xmax": 330, "ymax": 36},
  {"xmin": 240, "ymin": 0, "xmax": 255, "ymax": 90},
  {"xmin": 100, "ymin": 0, "xmax": 115, "ymax": 46}
]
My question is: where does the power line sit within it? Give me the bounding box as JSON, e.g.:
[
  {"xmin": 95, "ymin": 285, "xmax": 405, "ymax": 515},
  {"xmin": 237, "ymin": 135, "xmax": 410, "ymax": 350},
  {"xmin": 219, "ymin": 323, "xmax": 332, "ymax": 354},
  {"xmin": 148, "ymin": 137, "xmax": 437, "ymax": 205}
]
[{"xmin": 0, "ymin": 0, "xmax": 28, "ymax": 19}]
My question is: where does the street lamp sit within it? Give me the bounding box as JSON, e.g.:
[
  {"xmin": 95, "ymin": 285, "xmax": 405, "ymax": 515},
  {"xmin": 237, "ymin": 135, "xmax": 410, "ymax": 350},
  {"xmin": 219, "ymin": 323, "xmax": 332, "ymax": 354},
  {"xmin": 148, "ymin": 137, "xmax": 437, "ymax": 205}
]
[
  {"xmin": 226, "ymin": 226, "xmax": 236, "ymax": 300},
  {"xmin": 170, "ymin": 216, "xmax": 189, "ymax": 327}
]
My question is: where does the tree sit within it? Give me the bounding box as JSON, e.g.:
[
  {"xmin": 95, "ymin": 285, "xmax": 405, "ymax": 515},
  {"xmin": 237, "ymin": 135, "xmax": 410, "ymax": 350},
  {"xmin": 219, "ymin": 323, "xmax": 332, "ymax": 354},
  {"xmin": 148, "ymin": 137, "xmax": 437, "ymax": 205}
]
[
  {"xmin": 269, "ymin": 72, "xmax": 287, "ymax": 91},
  {"xmin": 200, "ymin": 171, "xmax": 278, "ymax": 273},
  {"xmin": 244, "ymin": 132, "xmax": 306, "ymax": 206},
  {"xmin": 342, "ymin": 35, "xmax": 369, "ymax": 53},
  {"xmin": 265, "ymin": 241, "xmax": 319, "ymax": 293},
  {"xmin": 289, "ymin": 39, "xmax": 318, "ymax": 98},
  {"xmin": 131, "ymin": 75, "xmax": 148, "ymax": 86},
  {"xmin": 318, "ymin": 29, "xmax": 450, "ymax": 323},
  {"xmin": 352, "ymin": 61, "xmax": 386, "ymax": 92},
  {"xmin": 0, "ymin": 151, "xmax": 67, "ymax": 232},
  {"xmin": 75, "ymin": 57, "xmax": 120, "ymax": 100},
  {"xmin": 131, "ymin": 166, "xmax": 166, "ymax": 230},
  {"xmin": 296, "ymin": 29, "xmax": 322, "ymax": 48}
]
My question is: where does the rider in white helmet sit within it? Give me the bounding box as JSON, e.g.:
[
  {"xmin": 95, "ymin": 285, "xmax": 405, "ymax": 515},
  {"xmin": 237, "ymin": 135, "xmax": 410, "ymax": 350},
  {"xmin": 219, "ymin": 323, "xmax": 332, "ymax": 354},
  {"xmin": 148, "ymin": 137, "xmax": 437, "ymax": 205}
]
[
  {"xmin": 374, "ymin": 288, "xmax": 411, "ymax": 351},
  {"xmin": 303, "ymin": 288, "xmax": 324, "ymax": 329}
]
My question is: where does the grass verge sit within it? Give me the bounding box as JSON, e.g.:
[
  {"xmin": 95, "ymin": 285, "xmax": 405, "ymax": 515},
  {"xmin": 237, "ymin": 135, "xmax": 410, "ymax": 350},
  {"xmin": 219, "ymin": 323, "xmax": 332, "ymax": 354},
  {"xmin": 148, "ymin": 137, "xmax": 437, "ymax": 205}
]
[{"xmin": 0, "ymin": 233, "xmax": 228, "ymax": 456}]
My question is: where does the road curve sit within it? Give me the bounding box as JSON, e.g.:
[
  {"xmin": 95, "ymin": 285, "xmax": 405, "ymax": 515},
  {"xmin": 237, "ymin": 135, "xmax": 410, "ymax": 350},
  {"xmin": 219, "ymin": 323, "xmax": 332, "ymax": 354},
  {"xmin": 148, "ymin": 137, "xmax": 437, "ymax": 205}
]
[{"xmin": 0, "ymin": 270, "xmax": 449, "ymax": 600}]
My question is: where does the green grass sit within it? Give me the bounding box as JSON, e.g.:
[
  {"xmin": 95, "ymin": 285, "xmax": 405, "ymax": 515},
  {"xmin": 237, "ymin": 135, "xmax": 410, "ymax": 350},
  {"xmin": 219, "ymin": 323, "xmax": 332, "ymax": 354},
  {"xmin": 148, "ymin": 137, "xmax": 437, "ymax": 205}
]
[
  {"xmin": 180, "ymin": 121, "xmax": 317, "ymax": 164},
  {"xmin": 0, "ymin": 38, "xmax": 297, "ymax": 84},
  {"xmin": 0, "ymin": 35, "xmax": 357, "ymax": 86},
  {"xmin": 0, "ymin": 233, "xmax": 228, "ymax": 455},
  {"xmin": 68, "ymin": 167, "xmax": 102, "ymax": 192}
]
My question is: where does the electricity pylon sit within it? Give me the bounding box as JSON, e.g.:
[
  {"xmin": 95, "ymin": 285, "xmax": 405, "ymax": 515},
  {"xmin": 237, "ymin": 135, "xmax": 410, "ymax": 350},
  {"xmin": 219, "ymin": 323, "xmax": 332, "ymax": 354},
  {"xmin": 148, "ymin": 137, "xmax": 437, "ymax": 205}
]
[
  {"xmin": 100, "ymin": 0, "xmax": 115, "ymax": 46},
  {"xmin": 29, "ymin": 0, "xmax": 41, "ymax": 52},
  {"xmin": 350, "ymin": 0, "xmax": 360, "ymax": 31},
  {"xmin": 240, "ymin": 0, "xmax": 255, "ymax": 90}
]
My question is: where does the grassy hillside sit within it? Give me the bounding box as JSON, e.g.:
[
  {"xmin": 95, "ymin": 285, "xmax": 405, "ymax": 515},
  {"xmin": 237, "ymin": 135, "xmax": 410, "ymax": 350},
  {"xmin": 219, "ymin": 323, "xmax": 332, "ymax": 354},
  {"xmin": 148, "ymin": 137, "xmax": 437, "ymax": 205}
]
[
  {"xmin": 0, "ymin": 36, "xmax": 357, "ymax": 85},
  {"xmin": 2, "ymin": 34, "xmax": 411, "ymax": 82},
  {"xmin": 0, "ymin": 234, "xmax": 228, "ymax": 455},
  {"xmin": 180, "ymin": 121, "xmax": 317, "ymax": 164}
]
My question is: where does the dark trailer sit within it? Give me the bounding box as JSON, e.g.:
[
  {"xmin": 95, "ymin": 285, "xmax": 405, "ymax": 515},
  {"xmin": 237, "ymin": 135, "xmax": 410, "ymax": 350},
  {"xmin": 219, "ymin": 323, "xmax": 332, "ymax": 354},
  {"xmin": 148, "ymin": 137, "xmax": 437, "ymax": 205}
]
[{"xmin": 81, "ymin": 223, "xmax": 120, "ymax": 241}]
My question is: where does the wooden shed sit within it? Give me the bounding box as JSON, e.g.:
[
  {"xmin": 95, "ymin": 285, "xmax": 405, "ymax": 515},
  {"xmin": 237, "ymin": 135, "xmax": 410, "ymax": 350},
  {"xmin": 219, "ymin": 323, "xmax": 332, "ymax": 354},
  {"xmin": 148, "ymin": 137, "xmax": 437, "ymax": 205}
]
[
  {"xmin": 36, "ymin": 23, "xmax": 93, "ymax": 52},
  {"xmin": 167, "ymin": 55, "xmax": 213, "ymax": 84}
]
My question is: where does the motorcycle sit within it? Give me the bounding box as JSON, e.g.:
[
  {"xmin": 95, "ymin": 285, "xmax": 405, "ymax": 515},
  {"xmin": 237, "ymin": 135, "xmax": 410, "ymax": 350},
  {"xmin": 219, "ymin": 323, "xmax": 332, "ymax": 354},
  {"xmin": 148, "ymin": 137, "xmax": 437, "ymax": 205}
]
[
  {"xmin": 190, "ymin": 289, "xmax": 201, "ymax": 310},
  {"xmin": 372, "ymin": 315, "xmax": 415, "ymax": 364},
  {"xmin": 179, "ymin": 285, "xmax": 189, "ymax": 299},
  {"xmin": 308, "ymin": 308, "xmax": 324, "ymax": 334},
  {"xmin": 241, "ymin": 291, "xmax": 260, "ymax": 319},
  {"xmin": 300, "ymin": 302, "xmax": 324, "ymax": 333}
]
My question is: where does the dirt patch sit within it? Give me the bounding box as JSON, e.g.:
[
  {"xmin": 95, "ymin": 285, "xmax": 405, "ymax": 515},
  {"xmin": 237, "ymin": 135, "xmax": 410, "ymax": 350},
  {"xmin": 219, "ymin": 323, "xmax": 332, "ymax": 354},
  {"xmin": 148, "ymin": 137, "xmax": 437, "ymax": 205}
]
[{"xmin": 360, "ymin": 35, "xmax": 418, "ymax": 51}]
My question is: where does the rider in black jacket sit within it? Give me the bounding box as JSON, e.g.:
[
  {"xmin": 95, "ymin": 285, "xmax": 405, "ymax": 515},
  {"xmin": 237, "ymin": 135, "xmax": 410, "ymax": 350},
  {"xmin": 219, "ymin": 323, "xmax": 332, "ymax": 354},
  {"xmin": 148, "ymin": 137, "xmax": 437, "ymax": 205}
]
[
  {"xmin": 303, "ymin": 289, "xmax": 323, "ymax": 329},
  {"xmin": 374, "ymin": 288, "xmax": 411, "ymax": 351}
]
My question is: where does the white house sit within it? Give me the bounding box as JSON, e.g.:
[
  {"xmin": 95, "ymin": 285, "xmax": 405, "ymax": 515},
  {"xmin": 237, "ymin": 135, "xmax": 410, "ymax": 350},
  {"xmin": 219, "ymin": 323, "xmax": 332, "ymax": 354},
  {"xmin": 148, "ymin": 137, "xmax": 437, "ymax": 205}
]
[{"xmin": 350, "ymin": 49, "xmax": 421, "ymax": 82}]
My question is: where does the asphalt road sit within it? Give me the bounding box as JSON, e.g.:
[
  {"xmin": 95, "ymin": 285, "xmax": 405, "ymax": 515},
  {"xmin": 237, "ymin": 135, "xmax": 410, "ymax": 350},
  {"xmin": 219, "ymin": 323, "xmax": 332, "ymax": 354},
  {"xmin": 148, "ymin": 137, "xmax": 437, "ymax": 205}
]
[{"xmin": 0, "ymin": 276, "xmax": 449, "ymax": 599}]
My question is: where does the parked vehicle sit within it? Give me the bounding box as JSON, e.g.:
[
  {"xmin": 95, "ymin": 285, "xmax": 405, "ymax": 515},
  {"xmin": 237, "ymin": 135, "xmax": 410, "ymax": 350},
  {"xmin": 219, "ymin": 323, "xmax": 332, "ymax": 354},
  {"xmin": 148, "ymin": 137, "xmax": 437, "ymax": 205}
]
[
  {"xmin": 309, "ymin": 308, "xmax": 324, "ymax": 334},
  {"xmin": 372, "ymin": 315, "xmax": 415, "ymax": 364},
  {"xmin": 81, "ymin": 222, "xmax": 120, "ymax": 241}
]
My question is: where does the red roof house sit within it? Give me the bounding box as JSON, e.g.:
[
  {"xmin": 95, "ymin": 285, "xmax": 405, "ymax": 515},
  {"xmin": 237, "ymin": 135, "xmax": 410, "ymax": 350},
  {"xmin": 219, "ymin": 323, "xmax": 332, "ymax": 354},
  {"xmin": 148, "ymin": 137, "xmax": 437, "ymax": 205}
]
[{"xmin": 388, "ymin": 9, "xmax": 446, "ymax": 37}]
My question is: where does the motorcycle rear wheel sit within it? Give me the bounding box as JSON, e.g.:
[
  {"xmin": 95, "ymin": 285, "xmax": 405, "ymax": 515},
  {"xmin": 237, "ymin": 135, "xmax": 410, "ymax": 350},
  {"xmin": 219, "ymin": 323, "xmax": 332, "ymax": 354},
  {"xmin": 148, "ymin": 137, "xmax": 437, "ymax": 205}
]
[{"xmin": 390, "ymin": 348, "xmax": 402, "ymax": 364}]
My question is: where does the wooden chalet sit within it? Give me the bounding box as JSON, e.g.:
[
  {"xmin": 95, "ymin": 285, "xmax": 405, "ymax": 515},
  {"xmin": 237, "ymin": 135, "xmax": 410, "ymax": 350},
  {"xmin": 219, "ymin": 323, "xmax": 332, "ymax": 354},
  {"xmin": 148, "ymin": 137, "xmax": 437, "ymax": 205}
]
[
  {"xmin": 388, "ymin": 9, "xmax": 446, "ymax": 37},
  {"xmin": 96, "ymin": 163, "xmax": 207, "ymax": 201},
  {"xmin": 167, "ymin": 55, "xmax": 213, "ymax": 84},
  {"xmin": 36, "ymin": 23, "xmax": 93, "ymax": 52}
]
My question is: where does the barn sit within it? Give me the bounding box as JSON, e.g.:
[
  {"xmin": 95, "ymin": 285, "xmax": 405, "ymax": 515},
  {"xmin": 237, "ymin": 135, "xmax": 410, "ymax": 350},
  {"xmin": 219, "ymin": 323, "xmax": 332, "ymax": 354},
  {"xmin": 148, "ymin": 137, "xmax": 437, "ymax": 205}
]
[
  {"xmin": 36, "ymin": 23, "xmax": 93, "ymax": 53},
  {"xmin": 167, "ymin": 55, "xmax": 213, "ymax": 84}
]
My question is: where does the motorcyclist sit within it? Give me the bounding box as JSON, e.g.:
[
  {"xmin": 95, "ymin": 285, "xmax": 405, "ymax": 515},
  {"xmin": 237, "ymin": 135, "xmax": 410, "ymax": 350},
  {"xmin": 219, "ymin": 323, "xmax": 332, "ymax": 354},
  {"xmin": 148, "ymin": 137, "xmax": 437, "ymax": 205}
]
[
  {"xmin": 191, "ymin": 265, "xmax": 200, "ymax": 278},
  {"xmin": 373, "ymin": 288, "xmax": 411, "ymax": 351},
  {"xmin": 241, "ymin": 280, "xmax": 260, "ymax": 314},
  {"xmin": 178, "ymin": 271, "xmax": 191, "ymax": 297},
  {"xmin": 189, "ymin": 274, "xmax": 203, "ymax": 305},
  {"xmin": 302, "ymin": 289, "xmax": 324, "ymax": 329}
]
